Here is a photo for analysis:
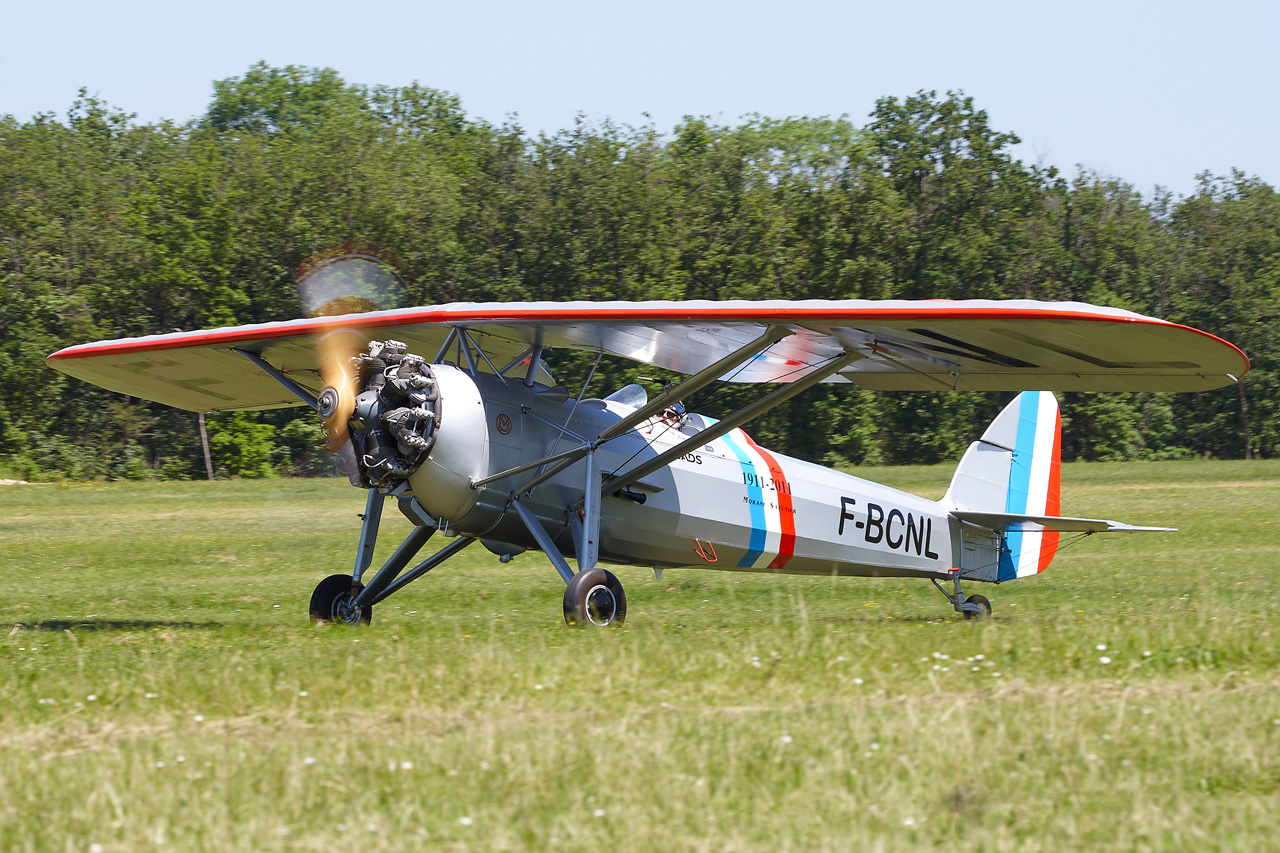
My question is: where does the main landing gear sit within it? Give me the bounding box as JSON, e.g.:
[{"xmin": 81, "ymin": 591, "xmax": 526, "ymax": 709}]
[
  {"xmin": 933, "ymin": 572, "xmax": 993, "ymax": 621},
  {"xmin": 308, "ymin": 488, "xmax": 628, "ymax": 628},
  {"xmin": 309, "ymin": 575, "xmax": 371, "ymax": 626},
  {"xmin": 308, "ymin": 490, "xmax": 476, "ymax": 628},
  {"xmin": 563, "ymin": 568, "xmax": 627, "ymax": 627}
]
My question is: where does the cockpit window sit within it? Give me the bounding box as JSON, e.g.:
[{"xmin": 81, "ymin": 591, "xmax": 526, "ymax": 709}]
[
  {"xmin": 531, "ymin": 362, "xmax": 556, "ymax": 387},
  {"xmin": 603, "ymin": 383, "xmax": 649, "ymax": 411},
  {"xmin": 485, "ymin": 350, "xmax": 555, "ymax": 387}
]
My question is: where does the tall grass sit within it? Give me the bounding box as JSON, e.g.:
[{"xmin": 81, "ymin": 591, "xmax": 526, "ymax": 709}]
[{"xmin": 1, "ymin": 461, "xmax": 1277, "ymax": 850}]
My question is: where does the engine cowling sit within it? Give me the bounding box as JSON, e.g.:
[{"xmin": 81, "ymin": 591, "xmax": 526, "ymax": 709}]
[
  {"xmin": 405, "ymin": 365, "xmax": 488, "ymax": 522},
  {"xmin": 326, "ymin": 341, "xmax": 488, "ymax": 525}
]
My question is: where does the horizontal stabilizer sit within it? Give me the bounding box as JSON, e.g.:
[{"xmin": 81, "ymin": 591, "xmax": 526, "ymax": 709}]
[{"xmin": 952, "ymin": 511, "xmax": 1175, "ymax": 534}]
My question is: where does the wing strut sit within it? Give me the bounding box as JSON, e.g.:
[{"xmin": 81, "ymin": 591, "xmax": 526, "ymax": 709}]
[
  {"xmin": 233, "ymin": 349, "xmax": 320, "ymax": 411},
  {"xmin": 432, "ymin": 327, "xmax": 459, "ymax": 363},
  {"xmin": 506, "ymin": 335, "xmax": 847, "ymax": 551},
  {"xmin": 595, "ymin": 325, "xmax": 794, "ymax": 444},
  {"xmin": 471, "ymin": 443, "xmax": 590, "ymax": 490},
  {"xmin": 607, "ymin": 350, "xmax": 863, "ymax": 493},
  {"xmin": 568, "ymin": 450, "xmax": 602, "ymax": 572},
  {"xmin": 459, "ymin": 329, "xmax": 507, "ymax": 382},
  {"xmin": 524, "ymin": 331, "xmax": 545, "ymax": 387}
]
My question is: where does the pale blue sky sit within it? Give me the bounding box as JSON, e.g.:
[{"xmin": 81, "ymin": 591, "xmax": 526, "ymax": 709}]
[{"xmin": 4, "ymin": 0, "xmax": 1277, "ymax": 198}]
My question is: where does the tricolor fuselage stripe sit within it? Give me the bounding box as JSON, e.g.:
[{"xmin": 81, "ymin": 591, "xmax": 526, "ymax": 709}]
[
  {"xmin": 721, "ymin": 431, "xmax": 768, "ymax": 567},
  {"xmin": 743, "ymin": 433, "xmax": 797, "ymax": 569}
]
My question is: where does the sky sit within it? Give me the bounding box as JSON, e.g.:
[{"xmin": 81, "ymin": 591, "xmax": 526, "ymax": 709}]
[{"xmin": 4, "ymin": 0, "xmax": 1277, "ymax": 198}]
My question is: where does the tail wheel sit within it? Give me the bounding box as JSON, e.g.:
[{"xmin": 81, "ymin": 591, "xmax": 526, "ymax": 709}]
[
  {"xmin": 963, "ymin": 594, "xmax": 992, "ymax": 620},
  {"xmin": 563, "ymin": 568, "xmax": 627, "ymax": 627},
  {"xmin": 309, "ymin": 573, "xmax": 372, "ymax": 626}
]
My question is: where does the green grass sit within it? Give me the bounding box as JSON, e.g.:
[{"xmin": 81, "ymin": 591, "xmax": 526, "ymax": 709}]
[{"xmin": 1, "ymin": 460, "xmax": 1278, "ymax": 851}]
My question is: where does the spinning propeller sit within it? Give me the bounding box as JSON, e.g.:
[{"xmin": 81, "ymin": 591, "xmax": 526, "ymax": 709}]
[
  {"xmin": 296, "ymin": 251, "xmax": 408, "ymax": 451},
  {"xmin": 315, "ymin": 330, "xmax": 365, "ymax": 450}
]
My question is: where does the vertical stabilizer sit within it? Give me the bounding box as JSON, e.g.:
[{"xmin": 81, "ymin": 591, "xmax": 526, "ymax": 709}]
[{"xmin": 944, "ymin": 391, "xmax": 1061, "ymax": 580}]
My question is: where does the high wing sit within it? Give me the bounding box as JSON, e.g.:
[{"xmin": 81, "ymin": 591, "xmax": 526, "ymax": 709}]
[{"xmin": 46, "ymin": 299, "xmax": 1249, "ymax": 412}]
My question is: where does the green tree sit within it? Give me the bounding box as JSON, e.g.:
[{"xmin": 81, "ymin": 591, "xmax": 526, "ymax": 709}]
[
  {"xmin": 1167, "ymin": 172, "xmax": 1280, "ymax": 458},
  {"xmin": 207, "ymin": 412, "xmax": 277, "ymax": 478},
  {"xmin": 204, "ymin": 63, "xmax": 368, "ymax": 137},
  {"xmin": 1, "ymin": 67, "xmax": 1272, "ymax": 476},
  {"xmin": 867, "ymin": 91, "xmax": 1044, "ymax": 300}
]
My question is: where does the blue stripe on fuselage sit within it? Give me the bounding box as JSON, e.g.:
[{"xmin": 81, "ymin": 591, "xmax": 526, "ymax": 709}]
[
  {"xmin": 721, "ymin": 431, "xmax": 766, "ymax": 567},
  {"xmin": 1000, "ymin": 394, "xmax": 1039, "ymax": 582}
]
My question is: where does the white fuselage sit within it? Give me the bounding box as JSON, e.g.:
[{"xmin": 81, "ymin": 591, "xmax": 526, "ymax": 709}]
[{"xmin": 407, "ymin": 367, "xmax": 958, "ymax": 581}]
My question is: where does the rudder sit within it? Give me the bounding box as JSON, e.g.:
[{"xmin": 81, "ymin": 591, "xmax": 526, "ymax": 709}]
[{"xmin": 944, "ymin": 391, "xmax": 1061, "ymax": 580}]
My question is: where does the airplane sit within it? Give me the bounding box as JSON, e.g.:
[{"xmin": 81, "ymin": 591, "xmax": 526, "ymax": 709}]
[{"xmin": 47, "ymin": 288, "xmax": 1249, "ymax": 627}]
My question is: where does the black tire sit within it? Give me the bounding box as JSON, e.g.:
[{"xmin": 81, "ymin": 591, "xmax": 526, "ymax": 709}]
[
  {"xmin": 963, "ymin": 593, "xmax": 992, "ymax": 621},
  {"xmin": 563, "ymin": 568, "xmax": 627, "ymax": 627},
  {"xmin": 309, "ymin": 574, "xmax": 371, "ymax": 626}
]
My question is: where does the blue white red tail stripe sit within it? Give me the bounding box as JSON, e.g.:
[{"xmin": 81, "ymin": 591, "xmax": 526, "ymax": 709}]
[{"xmin": 998, "ymin": 392, "xmax": 1062, "ymax": 581}]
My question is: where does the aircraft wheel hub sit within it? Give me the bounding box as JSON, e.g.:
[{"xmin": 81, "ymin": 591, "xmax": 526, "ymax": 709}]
[
  {"xmin": 331, "ymin": 595, "xmax": 364, "ymax": 625},
  {"xmin": 585, "ymin": 584, "xmax": 617, "ymax": 626}
]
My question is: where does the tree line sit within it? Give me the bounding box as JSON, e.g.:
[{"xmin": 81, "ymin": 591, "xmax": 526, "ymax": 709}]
[{"xmin": 1, "ymin": 63, "xmax": 1276, "ymax": 480}]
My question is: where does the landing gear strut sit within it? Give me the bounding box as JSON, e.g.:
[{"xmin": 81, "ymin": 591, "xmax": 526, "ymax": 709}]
[{"xmin": 932, "ymin": 572, "xmax": 992, "ymax": 621}]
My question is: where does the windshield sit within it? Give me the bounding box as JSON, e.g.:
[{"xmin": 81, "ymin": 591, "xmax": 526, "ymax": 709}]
[{"xmin": 603, "ymin": 383, "xmax": 648, "ymax": 411}]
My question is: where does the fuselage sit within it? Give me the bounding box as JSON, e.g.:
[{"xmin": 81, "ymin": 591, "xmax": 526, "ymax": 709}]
[{"xmin": 406, "ymin": 367, "xmax": 957, "ymax": 581}]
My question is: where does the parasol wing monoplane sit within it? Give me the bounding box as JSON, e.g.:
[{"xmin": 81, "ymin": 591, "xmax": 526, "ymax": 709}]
[{"xmin": 48, "ymin": 298, "xmax": 1248, "ymax": 625}]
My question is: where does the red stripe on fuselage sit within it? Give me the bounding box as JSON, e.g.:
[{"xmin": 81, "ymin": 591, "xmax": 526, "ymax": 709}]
[{"xmin": 742, "ymin": 432, "xmax": 796, "ymax": 569}]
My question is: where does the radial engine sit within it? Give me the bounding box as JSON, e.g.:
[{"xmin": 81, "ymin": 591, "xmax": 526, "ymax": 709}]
[{"xmin": 318, "ymin": 340, "xmax": 441, "ymax": 489}]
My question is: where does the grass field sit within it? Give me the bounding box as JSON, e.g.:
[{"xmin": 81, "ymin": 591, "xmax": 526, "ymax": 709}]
[{"xmin": 1, "ymin": 460, "xmax": 1278, "ymax": 851}]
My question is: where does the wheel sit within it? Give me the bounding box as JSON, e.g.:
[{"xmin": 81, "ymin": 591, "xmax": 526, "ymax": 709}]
[
  {"xmin": 963, "ymin": 593, "xmax": 992, "ymax": 620},
  {"xmin": 309, "ymin": 574, "xmax": 372, "ymax": 626},
  {"xmin": 563, "ymin": 568, "xmax": 626, "ymax": 627}
]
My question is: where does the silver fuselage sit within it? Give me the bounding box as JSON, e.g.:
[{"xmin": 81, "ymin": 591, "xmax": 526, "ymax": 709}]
[{"xmin": 408, "ymin": 367, "xmax": 963, "ymax": 581}]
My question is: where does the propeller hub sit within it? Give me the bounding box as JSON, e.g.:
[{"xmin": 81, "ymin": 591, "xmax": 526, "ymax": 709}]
[{"xmin": 317, "ymin": 387, "xmax": 340, "ymax": 419}]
